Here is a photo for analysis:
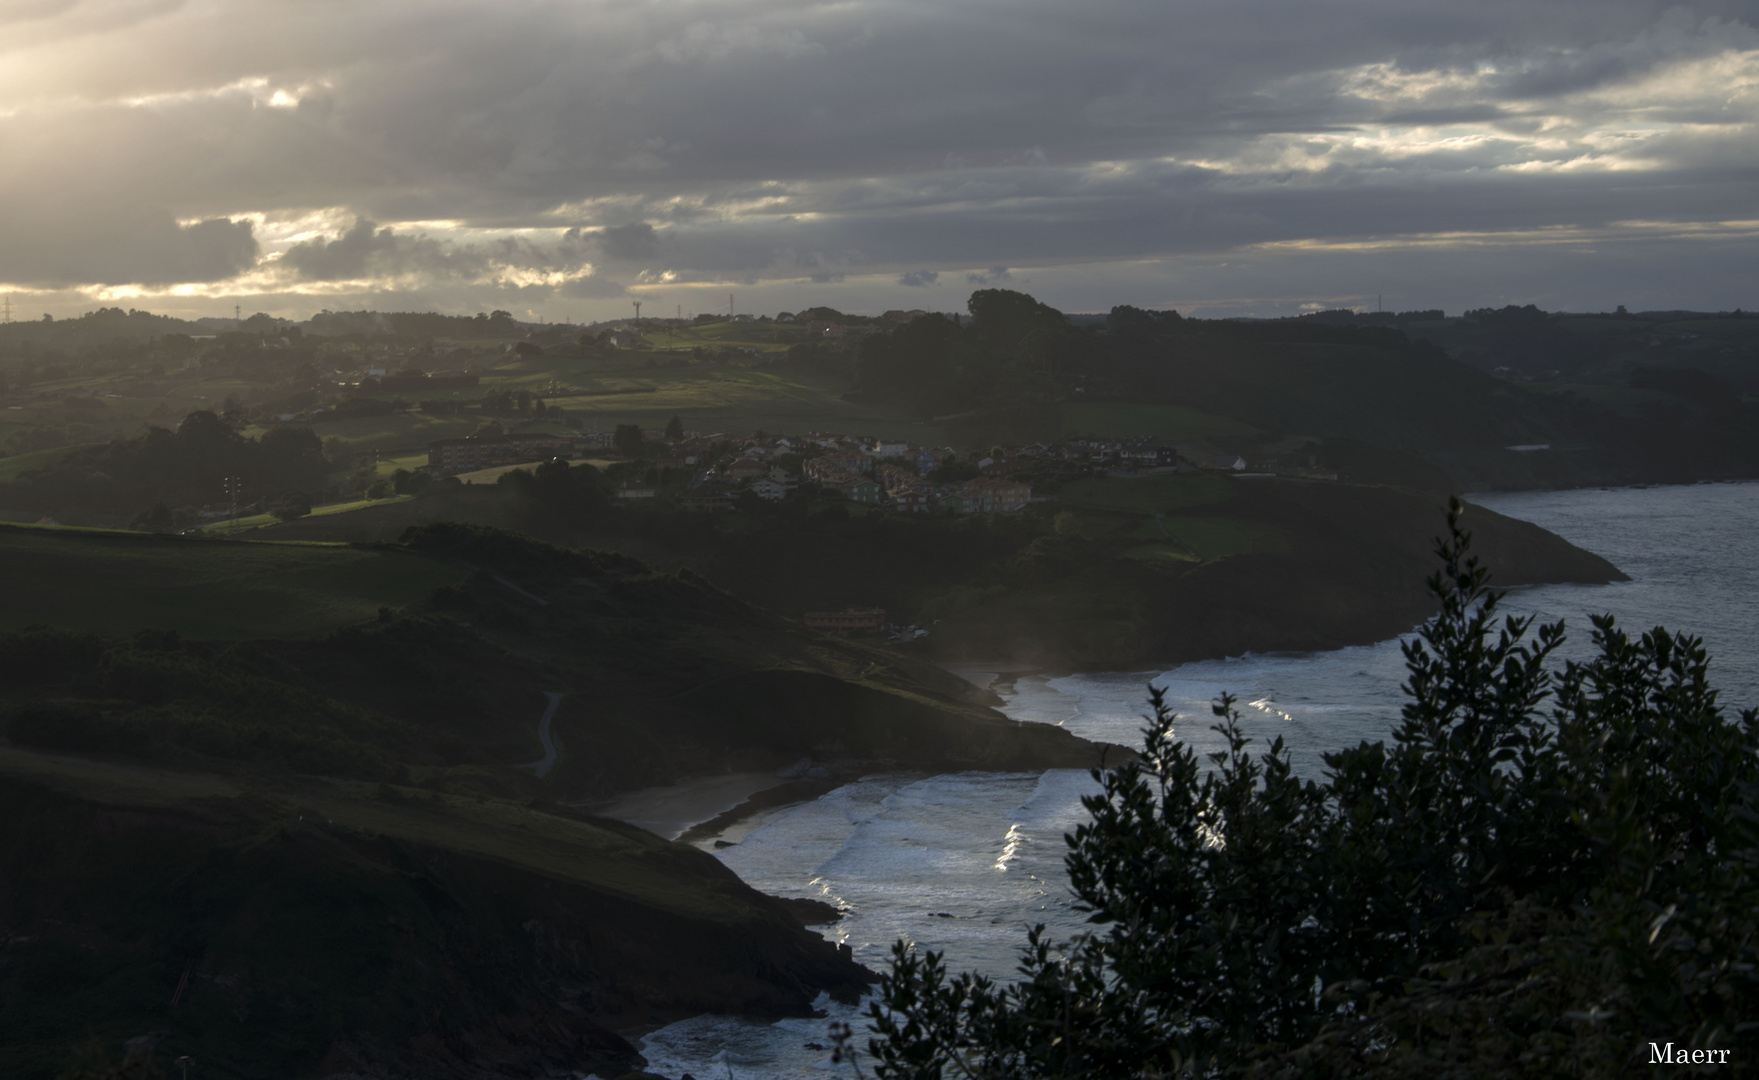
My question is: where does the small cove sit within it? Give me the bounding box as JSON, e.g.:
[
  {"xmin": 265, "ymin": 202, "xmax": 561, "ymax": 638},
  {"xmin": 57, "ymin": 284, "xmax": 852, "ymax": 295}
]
[{"xmin": 625, "ymin": 481, "xmax": 1759, "ymax": 1079}]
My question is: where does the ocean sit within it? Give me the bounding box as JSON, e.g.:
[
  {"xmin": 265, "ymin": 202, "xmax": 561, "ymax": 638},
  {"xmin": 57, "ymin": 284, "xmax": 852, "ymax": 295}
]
[{"xmin": 625, "ymin": 481, "xmax": 1759, "ymax": 1080}]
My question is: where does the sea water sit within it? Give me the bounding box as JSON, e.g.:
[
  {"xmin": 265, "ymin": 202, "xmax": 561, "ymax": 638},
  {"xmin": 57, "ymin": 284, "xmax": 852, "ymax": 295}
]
[{"xmin": 628, "ymin": 481, "xmax": 1759, "ymax": 1080}]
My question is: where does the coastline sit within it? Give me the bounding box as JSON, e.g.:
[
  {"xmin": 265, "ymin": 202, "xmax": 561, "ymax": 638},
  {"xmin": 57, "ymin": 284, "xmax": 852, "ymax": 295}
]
[
  {"xmin": 616, "ymin": 479, "xmax": 1759, "ymax": 859},
  {"xmin": 585, "ymin": 772, "xmax": 794, "ymax": 841},
  {"xmin": 589, "ymin": 772, "xmax": 851, "ymax": 849}
]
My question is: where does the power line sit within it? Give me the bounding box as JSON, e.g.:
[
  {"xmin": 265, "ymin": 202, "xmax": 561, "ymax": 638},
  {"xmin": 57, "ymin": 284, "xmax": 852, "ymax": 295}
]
[{"xmin": 223, "ymin": 476, "xmax": 243, "ymax": 530}]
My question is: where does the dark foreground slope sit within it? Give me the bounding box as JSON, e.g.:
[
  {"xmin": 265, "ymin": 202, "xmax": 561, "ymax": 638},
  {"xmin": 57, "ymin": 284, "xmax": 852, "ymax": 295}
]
[
  {"xmin": 0, "ymin": 523, "xmax": 1111, "ymax": 1079},
  {"xmin": 0, "ymin": 523, "xmax": 1108, "ymax": 798},
  {"xmin": 0, "ymin": 750, "xmax": 865, "ymax": 1079}
]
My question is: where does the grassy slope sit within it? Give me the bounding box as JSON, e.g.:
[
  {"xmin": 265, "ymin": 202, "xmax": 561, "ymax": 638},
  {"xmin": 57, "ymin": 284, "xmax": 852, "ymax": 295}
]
[
  {"xmin": 539, "ymin": 365, "xmax": 942, "ymax": 442},
  {"xmin": 0, "ymin": 747, "xmax": 868, "ymax": 1080},
  {"xmin": 0, "ymin": 522, "xmax": 1111, "ymax": 791},
  {"xmin": 0, "ymin": 524, "xmax": 460, "ymax": 639},
  {"xmin": 1055, "ymin": 473, "xmax": 1233, "ymax": 515},
  {"xmin": 239, "ymin": 485, "xmax": 528, "ymax": 543},
  {"xmin": 922, "ymin": 480, "xmax": 1625, "ymax": 670},
  {"xmin": 0, "ymin": 443, "xmax": 104, "ymax": 482},
  {"xmin": 204, "ymin": 493, "xmax": 416, "ymax": 534},
  {"xmin": 1164, "ymin": 339, "xmax": 1544, "ymax": 455},
  {"xmin": 248, "ymin": 468, "xmax": 1625, "ymax": 675},
  {"xmin": 1059, "ymin": 401, "xmax": 1260, "ymax": 443},
  {"xmin": 205, "ymin": 359, "xmax": 936, "ymax": 462},
  {"xmin": 0, "ymin": 522, "xmax": 1121, "ymax": 1079}
]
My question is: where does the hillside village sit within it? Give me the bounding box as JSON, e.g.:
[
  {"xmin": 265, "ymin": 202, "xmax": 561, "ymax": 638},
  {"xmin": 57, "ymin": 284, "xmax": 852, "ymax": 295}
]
[{"xmin": 422, "ymin": 424, "xmax": 1336, "ymax": 516}]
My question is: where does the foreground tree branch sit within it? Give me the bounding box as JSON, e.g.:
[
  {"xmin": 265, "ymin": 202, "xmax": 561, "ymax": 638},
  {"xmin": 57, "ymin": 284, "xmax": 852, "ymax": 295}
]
[{"xmin": 851, "ymin": 498, "xmax": 1759, "ymax": 1078}]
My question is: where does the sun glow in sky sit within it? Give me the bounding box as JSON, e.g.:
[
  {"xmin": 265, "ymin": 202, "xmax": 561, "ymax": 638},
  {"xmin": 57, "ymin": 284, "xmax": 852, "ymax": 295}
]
[{"xmin": 2, "ymin": 0, "xmax": 1757, "ymax": 320}]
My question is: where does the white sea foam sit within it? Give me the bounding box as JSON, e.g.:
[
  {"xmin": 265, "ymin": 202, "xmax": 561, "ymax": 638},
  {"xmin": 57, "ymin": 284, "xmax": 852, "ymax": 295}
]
[{"xmin": 631, "ymin": 482, "xmax": 1759, "ymax": 1080}]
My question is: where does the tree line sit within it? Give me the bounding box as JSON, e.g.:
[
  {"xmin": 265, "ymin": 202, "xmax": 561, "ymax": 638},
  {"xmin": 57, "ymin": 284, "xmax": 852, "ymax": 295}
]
[{"xmin": 0, "ymin": 411, "xmax": 331, "ymax": 517}]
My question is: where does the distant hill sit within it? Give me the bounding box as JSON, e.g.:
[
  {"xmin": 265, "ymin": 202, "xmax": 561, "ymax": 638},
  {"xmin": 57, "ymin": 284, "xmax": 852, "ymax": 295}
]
[
  {"xmin": 0, "ymin": 306, "xmax": 204, "ymax": 348},
  {"xmin": 850, "ymin": 294, "xmax": 1759, "ymax": 489}
]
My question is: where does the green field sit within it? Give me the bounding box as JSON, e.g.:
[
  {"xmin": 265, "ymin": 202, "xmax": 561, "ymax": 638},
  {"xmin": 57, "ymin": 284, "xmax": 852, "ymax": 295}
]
[
  {"xmin": 532, "ymin": 365, "xmax": 936, "ymax": 439},
  {"xmin": 232, "ymin": 360, "xmax": 942, "ymax": 455},
  {"xmin": 0, "ymin": 524, "xmax": 463, "ymax": 638},
  {"xmin": 1060, "ymin": 402, "xmax": 1260, "ymax": 442},
  {"xmin": 451, "ymin": 459, "xmax": 604, "ymax": 485},
  {"xmin": 1055, "ymin": 473, "xmax": 1232, "ymax": 515},
  {"xmin": 209, "ymin": 493, "xmax": 417, "ymax": 534},
  {"xmin": 246, "ymin": 488, "xmax": 527, "ymax": 543},
  {"xmin": 0, "ymin": 443, "xmax": 100, "ymax": 481},
  {"xmin": 304, "ymin": 412, "xmax": 485, "ymax": 451},
  {"xmin": 643, "ymin": 320, "xmax": 802, "ymax": 350},
  {"xmin": 1124, "ymin": 515, "xmax": 1289, "ymax": 563},
  {"xmin": 1051, "ymin": 472, "xmax": 1279, "ymax": 561}
]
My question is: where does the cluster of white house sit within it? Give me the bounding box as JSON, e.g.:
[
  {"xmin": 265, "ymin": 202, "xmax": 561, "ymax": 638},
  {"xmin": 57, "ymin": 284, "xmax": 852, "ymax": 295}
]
[
  {"xmin": 676, "ymin": 432, "xmax": 1036, "ymax": 513},
  {"xmin": 419, "ymin": 427, "xmax": 1317, "ymax": 511}
]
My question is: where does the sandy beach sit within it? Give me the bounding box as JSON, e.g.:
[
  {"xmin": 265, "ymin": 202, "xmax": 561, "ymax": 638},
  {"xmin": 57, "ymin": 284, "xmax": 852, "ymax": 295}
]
[
  {"xmin": 588, "ymin": 772, "xmax": 792, "ymax": 841},
  {"xmin": 945, "ymin": 666, "xmax": 1043, "ymax": 696}
]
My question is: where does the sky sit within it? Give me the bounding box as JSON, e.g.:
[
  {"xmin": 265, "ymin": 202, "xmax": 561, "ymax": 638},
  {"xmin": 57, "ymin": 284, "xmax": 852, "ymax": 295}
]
[{"xmin": 2, "ymin": 0, "xmax": 1757, "ymax": 322}]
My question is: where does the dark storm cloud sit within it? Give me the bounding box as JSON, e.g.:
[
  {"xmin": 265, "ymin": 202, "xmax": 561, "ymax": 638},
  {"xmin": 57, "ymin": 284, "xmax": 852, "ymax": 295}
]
[
  {"xmin": 0, "ymin": 207, "xmax": 257, "ymax": 288},
  {"xmin": 3, "ymin": 0, "xmax": 1757, "ymax": 313},
  {"xmin": 593, "ymin": 223, "xmax": 660, "ymax": 261},
  {"xmin": 281, "ymin": 218, "xmax": 398, "ymax": 281},
  {"xmin": 556, "ymin": 275, "xmax": 630, "ymax": 299}
]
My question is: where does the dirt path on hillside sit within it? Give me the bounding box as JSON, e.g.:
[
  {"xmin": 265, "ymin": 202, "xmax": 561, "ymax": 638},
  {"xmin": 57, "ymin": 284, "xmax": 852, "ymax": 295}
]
[{"xmin": 518, "ymin": 692, "xmax": 567, "ymax": 779}]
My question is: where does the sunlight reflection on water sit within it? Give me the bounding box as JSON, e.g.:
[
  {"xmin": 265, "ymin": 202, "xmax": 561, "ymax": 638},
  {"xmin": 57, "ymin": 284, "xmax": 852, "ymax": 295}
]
[{"xmin": 626, "ymin": 482, "xmax": 1759, "ymax": 1079}]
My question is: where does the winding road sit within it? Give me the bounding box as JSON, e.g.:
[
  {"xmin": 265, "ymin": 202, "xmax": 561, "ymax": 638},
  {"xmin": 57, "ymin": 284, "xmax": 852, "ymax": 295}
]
[{"xmin": 518, "ymin": 692, "xmax": 567, "ymax": 779}]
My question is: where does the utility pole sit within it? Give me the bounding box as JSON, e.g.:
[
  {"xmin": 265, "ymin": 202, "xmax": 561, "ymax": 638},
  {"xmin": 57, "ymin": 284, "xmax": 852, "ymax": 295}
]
[
  {"xmin": 729, "ymin": 293, "xmax": 735, "ymax": 319},
  {"xmin": 1, "ymin": 295, "xmax": 11, "ymax": 323},
  {"xmin": 234, "ymin": 304, "xmax": 241, "ymax": 325},
  {"xmin": 223, "ymin": 476, "xmax": 242, "ymax": 529}
]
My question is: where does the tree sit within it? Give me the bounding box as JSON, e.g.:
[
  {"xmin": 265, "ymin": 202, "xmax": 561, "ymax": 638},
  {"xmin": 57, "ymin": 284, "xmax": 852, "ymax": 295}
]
[
  {"xmin": 0, "ymin": 411, "xmax": 329, "ymax": 516},
  {"xmin": 273, "ymin": 492, "xmax": 312, "ymax": 520},
  {"xmin": 132, "ymin": 502, "xmax": 174, "ymax": 532},
  {"xmin": 613, "ymin": 423, "xmax": 645, "ymax": 458},
  {"xmin": 391, "ymin": 469, "xmax": 431, "ymax": 496},
  {"xmin": 966, "ymin": 289, "xmax": 1068, "ymax": 353},
  {"xmin": 846, "ymin": 500, "xmax": 1758, "ymax": 1077},
  {"xmin": 853, "ymin": 313, "xmax": 973, "ymax": 416},
  {"xmin": 665, "ymin": 414, "xmax": 685, "ymax": 441},
  {"xmin": 323, "ymin": 436, "xmax": 355, "ymax": 470}
]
